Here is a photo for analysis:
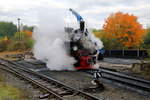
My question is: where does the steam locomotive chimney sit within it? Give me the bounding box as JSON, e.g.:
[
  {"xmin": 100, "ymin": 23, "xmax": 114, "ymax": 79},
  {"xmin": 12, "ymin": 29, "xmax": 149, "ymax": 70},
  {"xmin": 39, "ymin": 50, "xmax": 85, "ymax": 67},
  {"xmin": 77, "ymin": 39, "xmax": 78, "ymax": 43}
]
[{"xmin": 80, "ymin": 20, "xmax": 85, "ymax": 32}]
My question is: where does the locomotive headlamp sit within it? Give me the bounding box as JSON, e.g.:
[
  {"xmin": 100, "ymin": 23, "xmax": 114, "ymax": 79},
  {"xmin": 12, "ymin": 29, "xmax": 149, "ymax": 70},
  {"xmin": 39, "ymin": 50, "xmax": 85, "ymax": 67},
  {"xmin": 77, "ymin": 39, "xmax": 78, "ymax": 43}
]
[{"xmin": 73, "ymin": 46, "xmax": 78, "ymax": 51}]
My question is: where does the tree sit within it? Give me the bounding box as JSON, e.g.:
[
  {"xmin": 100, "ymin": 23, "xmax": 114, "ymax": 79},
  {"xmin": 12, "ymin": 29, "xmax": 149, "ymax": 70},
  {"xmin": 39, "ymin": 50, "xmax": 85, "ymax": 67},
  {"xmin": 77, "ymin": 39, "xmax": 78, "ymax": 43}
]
[
  {"xmin": 22, "ymin": 25, "xmax": 34, "ymax": 32},
  {"xmin": 0, "ymin": 21, "xmax": 17, "ymax": 37},
  {"xmin": 103, "ymin": 12, "xmax": 145, "ymax": 48},
  {"xmin": 92, "ymin": 29, "xmax": 104, "ymax": 38},
  {"xmin": 7, "ymin": 31, "xmax": 34, "ymax": 51},
  {"xmin": 13, "ymin": 31, "xmax": 32, "ymax": 41},
  {"xmin": 142, "ymin": 28, "xmax": 150, "ymax": 48}
]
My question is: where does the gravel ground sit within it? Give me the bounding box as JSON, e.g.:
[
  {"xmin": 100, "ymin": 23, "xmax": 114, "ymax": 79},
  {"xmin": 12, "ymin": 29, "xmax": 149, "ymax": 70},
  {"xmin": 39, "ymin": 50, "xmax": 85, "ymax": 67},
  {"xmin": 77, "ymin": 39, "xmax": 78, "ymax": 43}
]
[
  {"xmin": 103, "ymin": 58, "xmax": 141, "ymax": 65},
  {"xmin": 98, "ymin": 58, "xmax": 150, "ymax": 80},
  {"xmin": 97, "ymin": 58, "xmax": 139, "ymax": 72},
  {"xmin": 40, "ymin": 70, "xmax": 150, "ymax": 100}
]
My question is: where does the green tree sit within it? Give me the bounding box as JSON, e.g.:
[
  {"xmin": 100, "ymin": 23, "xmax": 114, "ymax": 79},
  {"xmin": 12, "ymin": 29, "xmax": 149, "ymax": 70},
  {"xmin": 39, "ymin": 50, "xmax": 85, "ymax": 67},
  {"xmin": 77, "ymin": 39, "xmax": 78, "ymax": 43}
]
[
  {"xmin": 22, "ymin": 25, "xmax": 34, "ymax": 32},
  {"xmin": 101, "ymin": 38, "xmax": 124, "ymax": 49},
  {"xmin": 142, "ymin": 28, "xmax": 150, "ymax": 48},
  {"xmin": 0, "ymin": 21, "xmax": 17, "ymax": 37},
  {"xmin": 92, "ymin": 29, "xmax": 125, "ymax": 49},
  {"xmin": 6, "ymin": 31, "xmax": 34, "ymax": 51},
  {"xmin": 13, "ymin": 31, "xmax": 29, "ymax": 41}
]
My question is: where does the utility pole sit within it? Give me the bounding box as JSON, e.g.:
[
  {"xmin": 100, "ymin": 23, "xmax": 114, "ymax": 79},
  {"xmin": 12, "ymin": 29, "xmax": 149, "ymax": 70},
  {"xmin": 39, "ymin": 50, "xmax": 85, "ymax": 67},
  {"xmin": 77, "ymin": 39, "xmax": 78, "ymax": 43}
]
[{"xmin": 17, "ymin": 18, "xmax": 21, "ymax": 40}]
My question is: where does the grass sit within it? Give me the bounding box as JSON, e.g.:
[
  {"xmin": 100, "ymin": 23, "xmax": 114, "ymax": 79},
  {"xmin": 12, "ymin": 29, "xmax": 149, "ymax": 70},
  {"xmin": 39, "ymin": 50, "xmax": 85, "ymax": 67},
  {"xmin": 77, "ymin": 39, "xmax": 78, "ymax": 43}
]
[
  {"xmin": 0, "ymin": 83, "xmax": 23, "ymax": 100},
  {"xmin": 0, "ymin": 74, "xmax": 30, "ymax": 100}
]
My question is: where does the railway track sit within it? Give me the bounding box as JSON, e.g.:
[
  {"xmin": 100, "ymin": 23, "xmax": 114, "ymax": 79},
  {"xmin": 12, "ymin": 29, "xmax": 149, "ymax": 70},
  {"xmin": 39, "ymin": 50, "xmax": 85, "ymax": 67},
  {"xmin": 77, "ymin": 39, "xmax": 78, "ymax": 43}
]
[
  {"xmin": 84, "ymin": 67, "xmax": 150, "ymax": 97},
  {"xmin": 0, "ymin": 58, "xmax": 101, "ymax": 100}
]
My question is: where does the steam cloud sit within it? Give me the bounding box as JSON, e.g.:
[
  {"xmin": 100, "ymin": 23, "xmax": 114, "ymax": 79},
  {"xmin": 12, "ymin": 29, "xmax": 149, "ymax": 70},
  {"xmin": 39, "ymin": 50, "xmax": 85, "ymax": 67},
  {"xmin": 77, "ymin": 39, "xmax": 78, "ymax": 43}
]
[
  {"xmin": 33, "ymin": 8, "xmax": 76, "ymax": 70},
  {"xmin": 33, "ymin": 8, "xmax": 103, "ymax": 70}
]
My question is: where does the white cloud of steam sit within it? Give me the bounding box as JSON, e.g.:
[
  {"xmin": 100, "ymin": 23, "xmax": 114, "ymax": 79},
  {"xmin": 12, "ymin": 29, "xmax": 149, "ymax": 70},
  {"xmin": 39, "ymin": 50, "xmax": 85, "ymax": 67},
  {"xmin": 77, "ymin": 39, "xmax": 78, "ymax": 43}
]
[
  {"xmin": 33, "ymin": 8, "xmax": 76, "ymax": 70},
  {"xmin": 33, "ymin": 7, "xmax": 104, "ymax": 70},
  {"xmin": 89, "ymin": 30, "xmax": 104, "ymax": 50}
]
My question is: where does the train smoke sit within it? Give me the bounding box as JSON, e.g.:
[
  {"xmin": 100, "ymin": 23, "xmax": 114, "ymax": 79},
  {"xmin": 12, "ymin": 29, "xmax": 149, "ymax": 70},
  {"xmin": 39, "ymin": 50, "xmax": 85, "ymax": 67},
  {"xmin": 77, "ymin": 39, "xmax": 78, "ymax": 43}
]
[
  {"xmin": 33, "ymin": 8, "xmax": 103, "ymax": 70},
  {"xmin": 33, "ymin": 8, "xmax": 76, "ymax": 70}
]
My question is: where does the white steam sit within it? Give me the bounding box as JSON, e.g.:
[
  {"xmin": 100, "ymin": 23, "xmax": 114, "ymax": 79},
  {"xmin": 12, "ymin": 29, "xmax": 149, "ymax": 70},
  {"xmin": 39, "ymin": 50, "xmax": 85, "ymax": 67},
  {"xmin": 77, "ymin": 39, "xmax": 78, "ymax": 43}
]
[
  {"xmin": 33, "ymin": 8, "xmax": 76, "ymax": 70},
  {"xmin": 88, "ymin": 30, "xmax": 104, "ymax": 50},
  {"xmin": 33, "ymin": 8, "xmax": 103, "ymax": 70}
]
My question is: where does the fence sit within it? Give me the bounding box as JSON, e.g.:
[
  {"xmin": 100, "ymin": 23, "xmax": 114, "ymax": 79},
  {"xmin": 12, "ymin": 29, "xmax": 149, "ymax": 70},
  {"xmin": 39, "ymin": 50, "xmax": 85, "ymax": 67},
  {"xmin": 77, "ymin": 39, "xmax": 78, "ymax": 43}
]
[{"xmin": 104, "ymin": 49, "xmax": 148, "ymax": 58}]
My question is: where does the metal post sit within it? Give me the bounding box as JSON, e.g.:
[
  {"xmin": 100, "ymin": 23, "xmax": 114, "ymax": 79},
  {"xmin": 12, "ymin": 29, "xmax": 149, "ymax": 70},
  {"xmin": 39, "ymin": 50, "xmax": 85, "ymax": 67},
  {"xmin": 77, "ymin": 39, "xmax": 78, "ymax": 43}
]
[
  {"xmin": 137, "ymin": 49, "xmax": 140, "ymax": 58},
  {"xmin": 122, "ymin": 49, "xmax": 124, "ymax": 57},
  {"xmin": 17, "ymin": 18, "xmax": 21, "ymax": 40},
  {"xmin": 109, "ymin": 50, "xmax": 111, "ymax": 56}
]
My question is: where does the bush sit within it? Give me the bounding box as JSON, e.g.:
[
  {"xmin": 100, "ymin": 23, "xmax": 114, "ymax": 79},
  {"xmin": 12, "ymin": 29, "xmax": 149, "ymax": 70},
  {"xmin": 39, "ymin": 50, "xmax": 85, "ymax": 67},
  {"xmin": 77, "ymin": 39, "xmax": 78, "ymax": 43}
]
[
  {"xmin": 13, "ymin": 31, "xmax": 28, "ymax": 41},
  {"xmin": 25, "ymin": 39, "xmax": 34, "ymax": 49},
  {"xmin": 0, "ymin": 40, "xmax": 8, "ymax": 52},
  {"xmin": 0, "ymin": 30, "xmax": 34, "ymax": 52},
  {"xmin": 101, "ymin": 38, "xmax": 125, "ymax": 49},
  {"xmin": 6, "ymin": 31, "xmax": 34, "ymax": 51},
  {"xmin": 7, "ymin": 41, "xmax": 26, "ymax": 51}
]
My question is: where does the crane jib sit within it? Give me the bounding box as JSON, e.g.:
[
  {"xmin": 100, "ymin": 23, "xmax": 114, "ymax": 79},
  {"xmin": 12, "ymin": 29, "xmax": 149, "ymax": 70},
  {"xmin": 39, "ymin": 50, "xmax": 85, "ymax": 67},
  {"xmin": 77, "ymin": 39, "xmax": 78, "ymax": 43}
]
[{"xmin": 69, "ymin": 8, "xmax": 83, "ymax": 22}]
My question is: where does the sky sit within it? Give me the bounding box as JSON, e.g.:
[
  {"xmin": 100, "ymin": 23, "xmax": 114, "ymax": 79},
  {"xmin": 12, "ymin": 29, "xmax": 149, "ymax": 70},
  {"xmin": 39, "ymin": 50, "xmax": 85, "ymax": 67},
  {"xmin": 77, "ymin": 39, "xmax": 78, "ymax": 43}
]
[{"xmin": 0, "ymin": 0, "xmax": 150, "ymax": 29}]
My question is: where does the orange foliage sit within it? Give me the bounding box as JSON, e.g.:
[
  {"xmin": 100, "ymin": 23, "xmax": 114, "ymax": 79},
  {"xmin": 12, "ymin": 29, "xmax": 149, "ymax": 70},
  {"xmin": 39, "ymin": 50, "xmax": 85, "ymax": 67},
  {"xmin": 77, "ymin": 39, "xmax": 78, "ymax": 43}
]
[
  {"xmin": 103, "ymin": 12, "xmax": 145, "ymax": 48},
  {"xmin": 22, "ymin": 30, "xmax": 33, "ymax": 37}
]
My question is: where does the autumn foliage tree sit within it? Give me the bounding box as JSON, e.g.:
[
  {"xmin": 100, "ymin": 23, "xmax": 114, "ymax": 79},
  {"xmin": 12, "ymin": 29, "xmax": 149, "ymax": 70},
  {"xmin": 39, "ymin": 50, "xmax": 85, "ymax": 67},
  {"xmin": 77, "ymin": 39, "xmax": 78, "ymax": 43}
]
[{"xmin": 103, "ymin": 12, "xmax": 145, "ymax": 48}]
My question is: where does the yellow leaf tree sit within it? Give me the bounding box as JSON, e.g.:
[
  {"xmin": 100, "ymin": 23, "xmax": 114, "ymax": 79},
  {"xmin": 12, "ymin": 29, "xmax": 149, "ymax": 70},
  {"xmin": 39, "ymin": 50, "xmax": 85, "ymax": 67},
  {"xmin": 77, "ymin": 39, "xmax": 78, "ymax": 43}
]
[{"xmin": 103, "ymin": 12, "xmax": 145, "ymax": 48}]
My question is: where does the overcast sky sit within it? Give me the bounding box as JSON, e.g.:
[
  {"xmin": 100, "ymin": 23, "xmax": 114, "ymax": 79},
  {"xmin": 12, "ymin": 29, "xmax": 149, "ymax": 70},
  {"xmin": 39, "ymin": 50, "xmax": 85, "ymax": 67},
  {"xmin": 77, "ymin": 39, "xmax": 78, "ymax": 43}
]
[{"xmin": 0, "ymin": 0, "xmax": 150, "ymax": 29}]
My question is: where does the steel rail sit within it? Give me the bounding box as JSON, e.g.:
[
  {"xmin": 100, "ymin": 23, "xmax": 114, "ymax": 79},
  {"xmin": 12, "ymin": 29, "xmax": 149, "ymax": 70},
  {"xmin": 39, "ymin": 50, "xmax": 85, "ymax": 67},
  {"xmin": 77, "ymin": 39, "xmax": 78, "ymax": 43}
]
[
  {"xmin": 84, "ymin": 67, "xmax": 150, "ymax": 97},
  {"xmin": 0, "ymin": 64, "xmax": 65, "ymax": 100},
  {"xmin": 0, "ymin": 58, "xmax": 101, "ymax": 100}
]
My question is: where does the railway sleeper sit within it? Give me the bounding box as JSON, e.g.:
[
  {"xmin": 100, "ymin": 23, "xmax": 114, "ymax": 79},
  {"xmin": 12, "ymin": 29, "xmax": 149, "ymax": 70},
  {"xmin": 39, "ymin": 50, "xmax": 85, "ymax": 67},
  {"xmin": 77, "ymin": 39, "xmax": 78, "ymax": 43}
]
[
  {"xmin": 39, "ymin": 93, "xmax": 50, "ymax": 99},
  {"xmin": 50, "ymin": 87, "xmax": 63, "ymax": 92},
  {"xmin": 59, "ymin": 90, "xmax": 74, "ymax": 96},
  {"xmin": 36, "ymin": 80, "xmax": 48, "ymax": 84},
  {"xmin": 31, "ymin": 77, "xmax": 40, "ymax": 80}
]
